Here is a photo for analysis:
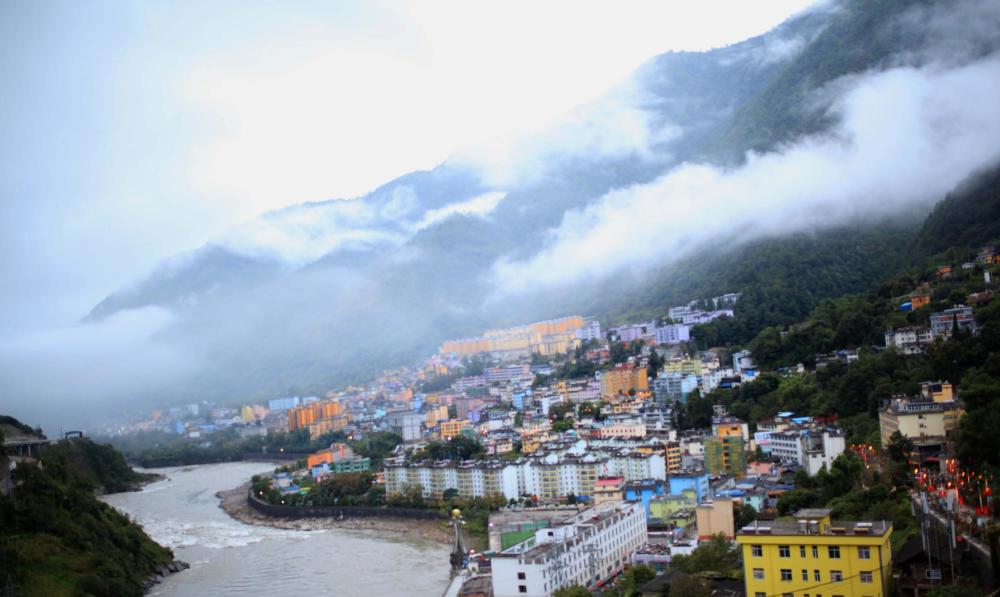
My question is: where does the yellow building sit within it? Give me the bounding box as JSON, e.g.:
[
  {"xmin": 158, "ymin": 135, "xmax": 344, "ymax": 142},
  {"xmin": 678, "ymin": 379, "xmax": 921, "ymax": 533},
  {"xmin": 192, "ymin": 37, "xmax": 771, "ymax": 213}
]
[
  {"xmin": 425, "ymin": 405, "xmax": 450, "ymax": 426},
  {"xmin": 665, "ymin": 441, "xmax": 682, "ymax": 474},
  {"xmin": 307, "ymin": 415, "xmax": 351, "ymax": 439},
  {"xmin": 438, "ymin": 419, "xmax": 470, "ymax": 440},
  {"xmin": 440, "ymin": 316, "xmax": 585, "ymax": 356},
  {"xmin": 879, "ymin": 383, "xmax": 964, "ymax": 447},
  {"xmin": 737, "ymin": 509, "xmax": 892, "ymax": 597},
  {"xmin": 599, "ymin": 366, "xmax": 649, "ymax": 398}
]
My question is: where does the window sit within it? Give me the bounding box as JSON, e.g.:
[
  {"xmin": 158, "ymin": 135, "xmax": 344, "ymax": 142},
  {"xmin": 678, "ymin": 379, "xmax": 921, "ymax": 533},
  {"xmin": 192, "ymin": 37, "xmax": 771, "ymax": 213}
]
[
  {"xmin": 753, "ymin": 568, "xmax": 765, "ymax": 580},
  {"xmin": 858, "ymin": 546, "xmax": 871, "ymax": 559},
  {"xmin": 828, "ymin": 545, "xmax": 841, "ymax": 559},
  {"xmin": 756, "ymin": 593, "xmax": 766, "ymax": 597},
  {"xmin": 800, "ymin": 545, "xmax": 806, "ymax": 557},
  {"xmin": 812, "ymin": 546, "xmax": 819, "ymax": 558},
  {"xmin": 831, "ymin": 570, "xmax": 843, "ymax": 582},
  {"xmin": 779, "ymin": 545, "xmax": 791, "ymax": 558},
  {"xmin": 802, "ymin": 570, "xmax": 809, "ymax": 581},
  {"xmin": 783, "ymin": 594, "xmax": 793, "ymax": 597},
  {"xmin": 861, "ymin": 571, "xmax": 873, "ymax": 584},
  {"xmin": 781, "ymin": 569, "xmax": 792, "ymax": 581},
  {"xmin": 517, "ymin": 572, "xmax": 526, "ymax": 580},
  {"xmin": 814, "ymin": 570, "xmax": 821, "ymax": 581},
  {"xmin": 518, "ymin": 586, "xmax": 527, "ymax": 594},
  {"xmin": 751, "ymin": 544, "xmax": 763, "ymax": 557}
]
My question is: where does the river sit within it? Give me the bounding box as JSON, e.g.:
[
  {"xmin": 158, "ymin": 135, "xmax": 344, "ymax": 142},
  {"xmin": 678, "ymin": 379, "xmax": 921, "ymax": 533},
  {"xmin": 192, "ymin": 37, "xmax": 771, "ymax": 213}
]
[{"xmin": 101, "ymin": 462, "xmax": 451, "ymax": 596}]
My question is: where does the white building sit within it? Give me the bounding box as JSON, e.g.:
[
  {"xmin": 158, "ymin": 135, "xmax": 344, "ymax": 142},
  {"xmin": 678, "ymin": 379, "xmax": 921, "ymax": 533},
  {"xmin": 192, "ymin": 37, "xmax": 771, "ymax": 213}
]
[
  {"xmin": 884, "ymin": 326, "xmax": 934, "ymax": 355},
  {"xmin": 769, "ymin": 427, "xmax": 846, "ymax": 475},
  {"xmin": 386, "ymin": 410, "xmax": 424, "ymax": 442},
  {"xmin": 575, "ymin": 320, "xmax": 603, "ymax": 341},
  {"xmin": 654, "ymin": 324, "xmax": 691, "ymax": 345},
  {"xmin": 491, "ymin": 502, "xmax": 646, "ymax": 597}
]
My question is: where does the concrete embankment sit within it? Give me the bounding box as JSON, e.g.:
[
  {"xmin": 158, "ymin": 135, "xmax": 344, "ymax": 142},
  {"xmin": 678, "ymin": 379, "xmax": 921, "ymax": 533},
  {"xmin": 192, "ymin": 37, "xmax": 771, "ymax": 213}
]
[{"xmin": 216, "ymin": 481, "xmax": 453, "ymax": 544}]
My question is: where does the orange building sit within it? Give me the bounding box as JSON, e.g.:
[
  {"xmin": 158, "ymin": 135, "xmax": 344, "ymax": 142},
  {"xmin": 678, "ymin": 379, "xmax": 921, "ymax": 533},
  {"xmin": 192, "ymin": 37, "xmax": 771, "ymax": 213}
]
[
  {"xmin": 307, "ymin": 443, "xmax": 354, "ymax": 468},
  {"xmin": 910, "ymin": 292, "xmax": 931, "ymax": 309},
  {"xmin": 599, "ymin": 366, "xmax": 649, "ymax": 398}
]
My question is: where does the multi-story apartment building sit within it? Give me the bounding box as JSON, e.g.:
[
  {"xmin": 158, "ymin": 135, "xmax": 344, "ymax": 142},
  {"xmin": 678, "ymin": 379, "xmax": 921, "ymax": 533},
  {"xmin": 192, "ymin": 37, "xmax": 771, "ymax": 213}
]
[
  {"xmin": 884, "ymin": 326, "xmax": 935, "ymax": 354},
  {"xmin": 704, "ymin": 436, "xmax": 746, "ymax": 477},
  {"xmin": 770, "ymin": 426, "xmax": 846, "ymax": 475},
  {"xmin": 575, "ymin": 319, "xmax": 603, "ymax": 341},
  {"xmin": 737, "ymin": 509, "xmax": 892, "ymax": 597},
  {"xmin": 929, "ymin": 304, "xmax": 978, "ymax": 337},
  {"xmin": 383, "ymin": 459, "xmax": 519, "ymax": 501},
  {"xmin": 599, "ymin": 366, "xmax": 649, "ymax": 398},
  {"xmin": 654, "ymin": 324, "xmax": 691, "ymax": 345},
  {"xmin": 438, "ymin": 418, "xmax": 470, "ymax": 440},
  {"xmin": 491, "ymin": 502, "xmax": 646, "ymax": 597},
  {"xmin": 386, "ymin": 410, "xmax": 424, "ymax": 442},
  {"xmin": 665, "ymin": 441, "xmax": 682, "ymax": 474},
  {"xmin": 653, "ymin": 372, "xmax": 699, "ymax": 405},
  {"xmin": 879, "ymin": 381, "xmax": 965, "ymax": 447},
  {"xmin": 611, "ymin": 321, "xmax": 656, "ymax": 342}
]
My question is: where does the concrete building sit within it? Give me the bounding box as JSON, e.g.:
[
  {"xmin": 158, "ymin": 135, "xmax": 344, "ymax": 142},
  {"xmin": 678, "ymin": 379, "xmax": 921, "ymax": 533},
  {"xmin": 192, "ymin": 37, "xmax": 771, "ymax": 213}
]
[
  {"xmin": 383, "ymin": 459, "xmax": 519, "ymax": 501},
  {"xmin": 491, "ymin": 502, "xmax": 646, "ymax": 597},
  {"xmin": 704, "ymin": 436, "xmax": 746, "ymax": 477},
  {"xmin": 387, "ymin": 410, "xmax": 424, "ymax": 442},
  {"xmin": 575, "ymin": 320, "xmax": 603, "ymax": 341},
  {"xmin": 653, "ymin": 372, "xmax": 699, "ymax": 405},
  {"xmin": 770, "ymin": 427, "xmax": 846, "ymax": 476},
  {"xmin": 885, "ymin": 326, "xmax": 936, "ymax": 354},
  {"xmin": 599, "ymin": 366, "xmax": 649, "ymax": 398},
  {"xmin": 593, "ymin": 476, "xmax": 624, "ymax": 506},
  {"xmin": 879, "ymin": 382, "xmax": 965, "ymax": 447},
  {"xmin": 737, "ymin": 509, "xmax": 892, "ymax": 597},
  {"xmin": 654, "ymin": 324, "xmax": 691, "ymax": 345},
  {"xmin": 929, "ymin": 304, "xmax": 978, "ymax": 337},
  {"xmin": 696, "ymin": 498, "xmax": 735, "ymax": 540}
]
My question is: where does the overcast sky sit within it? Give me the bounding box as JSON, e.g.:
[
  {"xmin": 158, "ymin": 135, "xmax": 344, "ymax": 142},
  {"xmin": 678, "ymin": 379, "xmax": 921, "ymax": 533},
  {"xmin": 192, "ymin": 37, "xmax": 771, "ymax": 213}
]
[{"xmin": 0, "ymin": 0, "xmax": 816, "ymax": 335}]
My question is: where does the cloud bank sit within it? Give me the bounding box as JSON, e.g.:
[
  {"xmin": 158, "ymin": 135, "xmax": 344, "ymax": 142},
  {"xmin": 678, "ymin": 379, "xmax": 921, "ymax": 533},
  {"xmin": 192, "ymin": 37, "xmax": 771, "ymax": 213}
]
[{"xmin": 491, "ymin": 54, "xmax": 1000, "ymax": 294}]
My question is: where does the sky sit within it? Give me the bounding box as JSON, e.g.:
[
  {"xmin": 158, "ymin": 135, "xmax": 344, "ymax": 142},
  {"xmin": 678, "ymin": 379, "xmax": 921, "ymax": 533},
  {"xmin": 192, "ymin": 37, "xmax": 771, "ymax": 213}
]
[{"xmin": 0, "ymin": 0, "xmax": 817, "ymax": 335}]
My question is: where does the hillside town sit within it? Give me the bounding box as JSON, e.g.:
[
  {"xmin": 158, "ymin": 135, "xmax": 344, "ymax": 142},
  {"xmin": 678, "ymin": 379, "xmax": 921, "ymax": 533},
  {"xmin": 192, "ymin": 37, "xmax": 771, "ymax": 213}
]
[{"xmin": 92, "ymin": 248, "xmax": 1000, "ymax": 597}]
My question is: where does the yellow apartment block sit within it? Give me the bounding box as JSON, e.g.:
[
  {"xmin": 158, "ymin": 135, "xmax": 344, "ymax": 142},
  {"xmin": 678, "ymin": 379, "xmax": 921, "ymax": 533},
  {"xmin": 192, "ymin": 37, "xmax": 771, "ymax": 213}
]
[
  {"xmin": 307, "ymin": 415, "xmax": 351, "ymax": 439},
  {"xmin": 440, "ymin": 316, "xmax": 585, "ymax": 356},
  {"xmin": 426, "ymin": 405, "xmax": 450, "ymax": 426},
  {"xmin": 737, "ymin": 509, "xmax": 892, "ymax": 597},
  {"xmin": 438, "ymin": 419, "xmax": 470, "ymax": 440},
  {"xmin": 600, "ymin": 367, "xmax": 649, "ymax": 398},
  {"xmin": 665, "ymin": 442, "xmax": 682, "ymax": 474}
]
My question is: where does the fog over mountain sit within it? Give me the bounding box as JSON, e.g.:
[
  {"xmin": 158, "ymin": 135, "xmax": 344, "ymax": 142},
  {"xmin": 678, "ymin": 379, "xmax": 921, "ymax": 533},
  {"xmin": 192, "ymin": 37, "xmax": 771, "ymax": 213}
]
[{"xmin": 3, "ymin": 0, "xmax": 1000, "ymax": 431}]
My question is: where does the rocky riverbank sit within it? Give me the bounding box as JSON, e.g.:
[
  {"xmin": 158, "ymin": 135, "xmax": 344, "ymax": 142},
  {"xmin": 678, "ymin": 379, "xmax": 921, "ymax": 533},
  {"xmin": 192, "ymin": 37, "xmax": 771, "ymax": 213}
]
[
  {"xmin": 144, "ymin": 560, "xmax": 190, "ymax": 592},
  {"xmin": 216, "ymin": 482, "xmax": 454, "ymax": 544}
]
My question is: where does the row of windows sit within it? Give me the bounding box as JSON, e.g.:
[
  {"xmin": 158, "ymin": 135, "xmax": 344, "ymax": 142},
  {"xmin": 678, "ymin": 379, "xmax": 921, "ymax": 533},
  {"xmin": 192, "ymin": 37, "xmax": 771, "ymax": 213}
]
[
  {"xmin": 751, "ymin": 568, "xmax": 874, "ymax": 584},
  {"xmin": 750, "ymin": 544, "xmax": 871, "ymax": 559}
]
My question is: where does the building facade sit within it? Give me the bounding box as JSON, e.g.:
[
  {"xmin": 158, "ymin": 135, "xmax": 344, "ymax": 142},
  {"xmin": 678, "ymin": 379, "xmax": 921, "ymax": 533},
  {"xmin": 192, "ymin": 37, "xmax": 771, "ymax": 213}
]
[
  {"xmin": 491, "ymin": 502, "xmax": 646, "ymax": 597},
  {"xmin": 737, "ymin": 509, "xmax": 892, "ymax": 597}
]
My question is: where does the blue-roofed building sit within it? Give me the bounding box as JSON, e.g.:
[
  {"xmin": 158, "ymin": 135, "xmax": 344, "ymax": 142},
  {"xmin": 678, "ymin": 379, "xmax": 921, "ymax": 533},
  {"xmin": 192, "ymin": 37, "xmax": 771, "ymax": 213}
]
[
  {"xmin": 668, "ymin": 472, "xmax": 710, "ymax": 503},
  {"xmin": 624, "ymin": 479, "xmax": 666, "ymax": 519}
]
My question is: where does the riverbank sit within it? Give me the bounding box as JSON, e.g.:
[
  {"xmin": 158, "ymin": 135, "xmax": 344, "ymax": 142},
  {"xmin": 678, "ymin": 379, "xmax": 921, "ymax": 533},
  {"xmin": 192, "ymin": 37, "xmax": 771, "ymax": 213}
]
[{"xmin": 217, "ymin": 482, "xmax": 454, "ymax": 544}]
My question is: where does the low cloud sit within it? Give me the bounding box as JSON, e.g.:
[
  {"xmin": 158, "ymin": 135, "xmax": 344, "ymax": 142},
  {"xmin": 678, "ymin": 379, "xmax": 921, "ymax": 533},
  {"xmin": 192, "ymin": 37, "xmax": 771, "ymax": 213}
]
[
  {"xmin": 491, "ymin": 54, "xmax": 1000, "ymax": 294},
  {"xmin": 0, "ymin": 307, "xmax": 195, "ymax": 431},
  {"xmin": 456, "ymin": 85, "xmax": 677, "ymax": 189}
]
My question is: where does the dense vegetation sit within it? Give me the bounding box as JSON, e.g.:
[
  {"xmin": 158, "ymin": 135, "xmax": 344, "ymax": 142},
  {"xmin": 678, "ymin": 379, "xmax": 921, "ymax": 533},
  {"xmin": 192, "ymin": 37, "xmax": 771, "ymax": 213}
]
[
  {"xmin": 106, "ymin": 428, "xmax": 402, "ymax": 470},
  {"xmin": 0, "ymin": 435, "xmax": 173, "ymax": 596}
]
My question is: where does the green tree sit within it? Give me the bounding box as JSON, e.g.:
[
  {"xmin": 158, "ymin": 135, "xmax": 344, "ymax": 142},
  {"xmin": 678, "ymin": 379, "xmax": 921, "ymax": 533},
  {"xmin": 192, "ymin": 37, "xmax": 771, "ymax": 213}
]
[
  {"xmin": 662, "ymin": 572, "xmax": 710, "ymax": 597},
  {"xmin": 670, "ymin": 534, "xmax": 740, "ymax": 577},
  {"xmin": 553, "ymin": 586, "xmax": 590, "ymax": 597}
]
